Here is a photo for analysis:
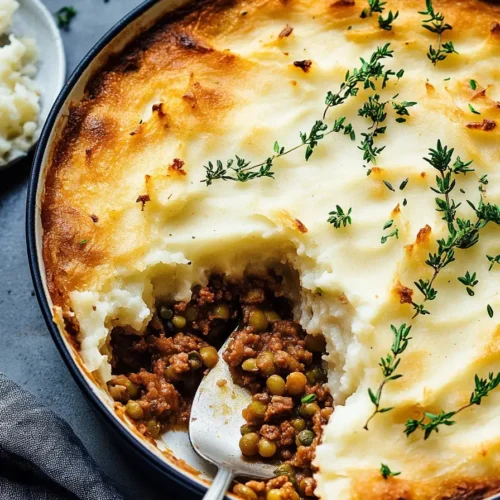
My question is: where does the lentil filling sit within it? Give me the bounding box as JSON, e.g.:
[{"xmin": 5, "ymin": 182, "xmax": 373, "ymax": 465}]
[{"xmin": 107, "ymin": 273, "xmax": 332, "ymax": 499}]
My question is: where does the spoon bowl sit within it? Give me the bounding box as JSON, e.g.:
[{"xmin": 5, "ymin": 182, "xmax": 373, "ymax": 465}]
[{"xmin": 190, "ymin": 335, "xmax": 275, "ymax": 500}]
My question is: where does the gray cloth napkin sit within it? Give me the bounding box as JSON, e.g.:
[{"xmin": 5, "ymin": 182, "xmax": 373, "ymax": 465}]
[{"xmin": 0, "ymin": 373, "xmax": 124, "ymax": 500}]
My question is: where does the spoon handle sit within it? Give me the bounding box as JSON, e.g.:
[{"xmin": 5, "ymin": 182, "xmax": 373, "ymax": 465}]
[{"xmin": 203, "ymin": 466, "xmax": 234, "ymax": 500}]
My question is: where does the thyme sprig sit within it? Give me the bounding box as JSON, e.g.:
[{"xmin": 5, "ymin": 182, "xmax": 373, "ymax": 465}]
[
  {"xmin": 328, "ymin": 206, "xmax": 353, "ymax": 228},
  {"xmin": 323, "ymin": 44, "xmax": 400, "ymax": 120},
  {"xmin": 405, "ymin": 372, "xmax": 500, "ymax": 439},
  {"xmin": 380, "ymin": 463, "xmax": 401, "ymax": 479},
  {"xmin": 203, "ymin": 117, "xmax": 354, "ymax": 185},
  {"xmin": 419, "ymin": 0, "xmax": 457, "ymax": 65},
  {"xmin": 487, "ymin": 255, "xmax": 500, "ymax": 271},
  {"xmin": 360, "ymin": 0, "xmax": 398, "ymax": 31},
  {"xmin": 360, "ymin": 0, "xmax": 386, "ymax": 18},
  {"xmin": 364, "ymin": 324, "xmax": 412, "ymax": 430},
  {"xmin": 409, "ymin": 141, "xmax": 480, "ymax": 318},
  {"xmin": 379, "ymin": 10, "xmax": 399, "ymax": 31},
  {"xmin": 412, "ymin": 195, "xmax": 500, "ymax": 317},
  {"xmin": 457, "ymin": 271, "xmax": 478, "ymax": 296},
  {"xmin": 358, "ymin": 94, "xmax": 416, "ymax": 163},
  {"xmin": 381, "ymin": 219, "xmax": 399, "ymax": 244},
  {"xmin": 55, "ymin": 6, "xmax": 77, "ymax": 29}
]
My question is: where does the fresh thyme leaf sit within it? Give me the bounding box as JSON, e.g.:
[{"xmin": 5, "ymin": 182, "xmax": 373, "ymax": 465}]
[
  {"xmin": 79, "ymin": 239, "xmax": 87, "ymax": 245},
  {"xmin": 301, "ymin": 394, "xmax": 316, "ymax": 404},
  {"xmin": 364, "ymin": 324, "xmax": 412, "ymax": 429},
  {"xmin": 380, "ymin": 463, "xmax": 401, "ymax": 479},
  {"xmin": 392, "ymin": 101, "xmax": 417, "ymax": 123},
  {"xmin": 479, "ymin": 174, "xmax": 488, "ymax": 185},
  {"xmin": 488, "ymin": 305, "xmax": 494, "ymax": 318},
  {"xmin": 358, "ymin": 94, "xmax": 388, "ymax": 163},
  {"xmin": 405, "ymin": 372, "xmax": 500, "ymax": 439},
  {"xmin": 378, "ymin": 10, "xmax": 399, "ymax": 31},
  {"xmin": 360, "ymin": 0, "xmax": 386, "ymax": 18},
  {"xmin": 381, "ymin": 229, "xmax": 398, "ymax": 244},
  {"xmin": 468, "ymin": 103, "xmax": 480, "ymax": 115},
  {"xmin": 357, "ymin": 95, "xmax": 414, "ymax": 163},
  {"xmin": 55, "ymin": 6, "xmax": 77, "ymax": 29},
  {"xmin": 381, "ymin": 219, "xmax": 399, "ymax": 244},
  {"xmin": 457, "ymin": 271, "xmax": 478, "ymax": 296},
  {"xmin": 327, "ymin": 205, "xmax": 353, "ymax": 228},
  {"xmin": 419, "ymin": 0, "xmax": 457, "ymax": 65},
  {"xmin": 383, "ymin": 180, "xmax": 395, "ymax": 192},
  {"xmin": 403, "ymin": 198, "xmax": 408, "ymax": 206},
  {"xmin": 469, "ymin": 79, "xmax": 477, "ymax": 90},
  {"xmin": 399, "ymin": 178, "xmax": 409, "ymax": 190},
  {"xmin": 487, "ymin": 254, "xmax": 500, "ymax": 271},
  {"xmin": 323, "ymin": 44, "xmax": 396, "ymax": 120},
  {"xmin": 301, "ymin": 121, "xmax": 329, "ymax": 160}
]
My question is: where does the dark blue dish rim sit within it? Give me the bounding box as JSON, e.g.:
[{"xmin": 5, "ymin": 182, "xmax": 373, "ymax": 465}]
[{"xmin": 26, "ymin": 0, "xmax": 206, "ymax": 496}]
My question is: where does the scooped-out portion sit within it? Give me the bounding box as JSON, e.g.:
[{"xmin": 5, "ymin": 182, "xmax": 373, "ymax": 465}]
[{"xmin": 107, "ymin": 270, "xmax": 331, "ymax": 500}]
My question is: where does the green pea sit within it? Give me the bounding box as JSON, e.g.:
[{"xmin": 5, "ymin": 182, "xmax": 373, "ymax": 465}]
[
  {"xmin": 239, "ymin": 432, "xmax": 259, "ymax": 456},
  {"xmin": 185, "ymin": 305, "xmax": 197, "ymax": 322},
  {"xmin": 199, "ymin": 346, "xmax": 219, "ymax": 368},
  {"xmin": 240, "ymin": 424, "xmax": 257, "ymax": 435},
  {"xmin": 266, "ymin": 375, "xmax": 286, "ymax": 395},
  {"xmin": 274, "ymin": 463, "xmax": 295, "ymax": 477},
  {"xmin": 264, "ymin": 310, "xmax": 281, "ymax": 322},
  {"xmin": 233, "ymin": 484, "xmax": 258, "ymax": 500},
  {"xmin": 258, "ymin": 438, "xmax": 276, "ymax": 458},
  {"xmin": 125, "ymin": 400, "xmax": 144, "ymax": 420},
  {"xmin": 164, "ymin": 365, "xmax": 177, "ymax": 380},
  {"xmin": 305, "ymin": 366, "xmax": 326, "ymax": 385},
  {"xmin": 212, "ymin": 303, "xmax": 230, "ymax": 320},
  {"xmin": 172, "ymin": 315, "xmax": 186, "ymax": 329},
  {"xmin": 299, "ymin": 402, "xmax": 320, "ymax": 419},
  {"xmin": 188, "ymin": 351, "xmax": 202, "ymax": 370},
  {"xmin": 248, "ymin": 309, "xmax": 269, "ymax": 332},
  {"xmin": 242, "ymin": 358, "xmax": 258, "ymax": 372},
  {"xmin": 267, "ymin": 490, "xmax": 282, "ymax": 500},
  {"xmin": 147, "ymin": 419, "xmax": 161, "ymax": 439},
  {"xmin": 297, "ymin": 429, "xmax": 314, "ymax": 446},
  {"xmin": 291, "ymin": 418, "xmax": 306, "ymax": 432},
  {"xmin": 246, "ymin": 401, "xmax": 267, "ymax": 419},
  {"xmin": 159, "ymin": 305, "xmax": 173, "ymax": 320}
]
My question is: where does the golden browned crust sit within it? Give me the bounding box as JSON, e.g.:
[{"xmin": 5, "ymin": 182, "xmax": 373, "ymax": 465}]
[
  {"xmin": 41, "ymin": 0, "xmax": 500, "ymax": 308},
  {"xmin": 353, "ymin": 474, "xmax": 500, "ymax": 500}
]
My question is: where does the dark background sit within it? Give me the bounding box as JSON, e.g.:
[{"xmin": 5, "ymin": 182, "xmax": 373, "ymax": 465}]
[{"xmin": 0, "ymin": 1, "xmax": 167, "ymax": 498}]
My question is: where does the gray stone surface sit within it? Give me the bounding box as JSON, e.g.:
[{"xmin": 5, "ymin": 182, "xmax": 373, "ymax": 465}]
[{"xmin": 0, "ymin": 2, "xmax": 177, "ymax": 498}]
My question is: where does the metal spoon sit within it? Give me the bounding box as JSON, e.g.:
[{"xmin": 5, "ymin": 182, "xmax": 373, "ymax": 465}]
[{"xmin": 190, "ymin": 334, "xmax": 275, "ymax": 500}]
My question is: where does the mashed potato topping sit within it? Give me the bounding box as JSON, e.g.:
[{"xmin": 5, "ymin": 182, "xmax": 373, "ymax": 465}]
[
  {"xmin": 42, "ymin": 0, "xmax": 500, "ymax": 497},
  {"xmin": 0, "ymin": 0, "xmax": 39, "ymax": 165}
]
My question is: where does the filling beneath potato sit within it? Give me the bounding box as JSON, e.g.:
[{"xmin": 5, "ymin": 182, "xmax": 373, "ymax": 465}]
[{"xmin": 107, "ymin": 272, "xmax": 331, "ymax": 499}]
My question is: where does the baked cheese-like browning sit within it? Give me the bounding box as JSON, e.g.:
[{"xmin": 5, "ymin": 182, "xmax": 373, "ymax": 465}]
[{"xmin": 42, "ymin": 0, "xmax": 500, "ymax": 498}]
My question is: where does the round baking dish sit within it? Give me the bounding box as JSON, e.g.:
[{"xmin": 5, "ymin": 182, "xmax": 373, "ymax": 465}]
[{"xmin": 26, "ymin": 0, "xmax": 224, "ymax": 496}]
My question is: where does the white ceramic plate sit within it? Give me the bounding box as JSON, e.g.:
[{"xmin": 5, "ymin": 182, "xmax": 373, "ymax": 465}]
[{"xmin": 1, "ymin": 0, "xmax": 66, "ymax": 171}]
